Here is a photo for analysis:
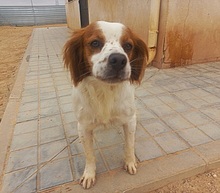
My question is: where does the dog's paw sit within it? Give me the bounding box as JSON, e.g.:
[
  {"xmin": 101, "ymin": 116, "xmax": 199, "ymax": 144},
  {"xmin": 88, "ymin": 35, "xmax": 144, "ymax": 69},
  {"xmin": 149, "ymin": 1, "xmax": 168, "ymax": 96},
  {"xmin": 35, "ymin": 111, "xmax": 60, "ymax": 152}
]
[
  {"xmin": 79, "ymin": 171, "xmax": 96, "ymax": 189},
  {"xmin": 124, "ymin": 161, "xmax": 137, "ymax": 175}
]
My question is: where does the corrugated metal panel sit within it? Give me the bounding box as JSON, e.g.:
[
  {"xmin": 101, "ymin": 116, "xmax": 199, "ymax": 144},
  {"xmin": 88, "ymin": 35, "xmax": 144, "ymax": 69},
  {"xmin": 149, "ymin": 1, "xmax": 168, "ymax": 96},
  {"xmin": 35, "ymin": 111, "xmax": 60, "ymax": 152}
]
[{"xmin": 0, "ymin": 6, "xmax": 66, "ymax": 26}]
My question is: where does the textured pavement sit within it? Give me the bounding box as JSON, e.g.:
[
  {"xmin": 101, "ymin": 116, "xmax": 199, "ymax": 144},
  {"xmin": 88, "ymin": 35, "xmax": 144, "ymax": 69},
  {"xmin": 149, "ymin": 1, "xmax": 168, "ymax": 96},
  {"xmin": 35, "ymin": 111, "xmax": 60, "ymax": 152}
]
[{"xmin": 1, "ymin": 27, "xmax": 220, "ymax": 193}]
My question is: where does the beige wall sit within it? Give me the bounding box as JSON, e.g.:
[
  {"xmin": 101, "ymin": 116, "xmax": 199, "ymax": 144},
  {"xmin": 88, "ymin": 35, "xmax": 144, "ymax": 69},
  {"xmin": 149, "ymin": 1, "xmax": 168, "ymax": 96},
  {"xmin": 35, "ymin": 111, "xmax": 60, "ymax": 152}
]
[
  {"xmin": 155, "ymin": 0, "xmax": 220, "ymax": 68},
  {"xmin": 88, "ymin": 0, "xmax": 151, "ymax": 45},
  {"xmin": 65, "ymin": 0, "xmax": 81, "ymax": 30},
  {"xmin": 65, "ymin": 0, "xmax": 220, "ymax": 68}
]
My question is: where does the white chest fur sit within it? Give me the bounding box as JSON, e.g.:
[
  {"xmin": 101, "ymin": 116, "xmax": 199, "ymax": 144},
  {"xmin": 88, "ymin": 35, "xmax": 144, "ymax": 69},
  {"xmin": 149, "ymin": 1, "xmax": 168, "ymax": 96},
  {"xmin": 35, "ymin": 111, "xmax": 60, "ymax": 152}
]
[{"xmin": 72, "ymin": 77, "xmax": 136, "ymax": 125}]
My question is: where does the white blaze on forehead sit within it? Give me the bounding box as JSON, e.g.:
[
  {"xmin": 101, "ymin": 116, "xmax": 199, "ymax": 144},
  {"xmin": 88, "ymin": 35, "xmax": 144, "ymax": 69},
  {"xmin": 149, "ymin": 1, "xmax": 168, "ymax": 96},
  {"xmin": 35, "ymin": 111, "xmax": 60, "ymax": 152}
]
[
  {"xmin": 97, "ymin": 21, "xmax": 125, "ymax": 41},
  {"xmin": 91, "ymin": 21, "xmax": 131, "ymax": 79}
]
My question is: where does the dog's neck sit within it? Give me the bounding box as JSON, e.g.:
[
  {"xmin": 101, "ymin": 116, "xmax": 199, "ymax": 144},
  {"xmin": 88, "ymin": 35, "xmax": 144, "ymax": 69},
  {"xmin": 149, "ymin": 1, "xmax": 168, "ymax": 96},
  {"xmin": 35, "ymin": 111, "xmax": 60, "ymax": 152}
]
[{"xmin": 76, "ymin": 76, "xmax": 135, "ymax": 124}]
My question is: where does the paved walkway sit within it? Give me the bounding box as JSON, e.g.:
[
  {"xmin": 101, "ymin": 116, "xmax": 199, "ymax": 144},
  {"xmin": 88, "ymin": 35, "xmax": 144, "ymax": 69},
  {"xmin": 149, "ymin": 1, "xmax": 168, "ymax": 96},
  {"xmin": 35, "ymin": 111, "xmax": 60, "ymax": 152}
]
[{"xmin": 1, "ymin": 27, "xmax": 220, "ymax": 193}]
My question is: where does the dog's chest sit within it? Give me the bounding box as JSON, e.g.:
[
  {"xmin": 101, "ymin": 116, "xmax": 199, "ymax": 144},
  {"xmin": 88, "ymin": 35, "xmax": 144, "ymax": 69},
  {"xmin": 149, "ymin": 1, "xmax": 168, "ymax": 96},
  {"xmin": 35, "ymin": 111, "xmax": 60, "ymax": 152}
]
[{"xmin": 73, "ymin": 78, "xmax": 135, "ymax": 124}]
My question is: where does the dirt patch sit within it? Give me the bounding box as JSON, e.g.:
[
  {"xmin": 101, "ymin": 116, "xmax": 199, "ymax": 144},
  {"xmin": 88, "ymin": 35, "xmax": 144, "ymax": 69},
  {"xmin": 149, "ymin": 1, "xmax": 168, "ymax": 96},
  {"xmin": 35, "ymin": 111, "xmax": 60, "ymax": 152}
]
[
  {"xmin": 0, "ymin": 24, "xmax": 220, "ymax": 193},
  {"xmin": 150, "ymin": 169, "xmax": 220, "ymax": 193},
  {"xmin": 0, "ymin": 24, "xmax": 66, "ymax": 120}
]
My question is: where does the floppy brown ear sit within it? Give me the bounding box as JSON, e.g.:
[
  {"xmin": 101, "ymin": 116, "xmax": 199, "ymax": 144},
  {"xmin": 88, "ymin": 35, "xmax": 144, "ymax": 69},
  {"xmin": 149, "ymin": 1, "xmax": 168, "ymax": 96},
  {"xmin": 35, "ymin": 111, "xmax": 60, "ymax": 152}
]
[
  {"xmin": 63, "ymin": 28, "xmax": 90, "ymax": 86},
  {"xmin": 130, "ymin": 34, "xmax": 148, "ymax": 84}
]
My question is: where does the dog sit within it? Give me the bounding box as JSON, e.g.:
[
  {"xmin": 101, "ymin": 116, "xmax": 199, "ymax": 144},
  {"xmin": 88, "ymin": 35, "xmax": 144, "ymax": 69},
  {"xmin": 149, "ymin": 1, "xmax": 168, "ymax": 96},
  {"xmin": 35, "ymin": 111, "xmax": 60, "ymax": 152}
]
[{"xmin": 63, "ymin": 21, "xmax": 148, "ymax": 189}]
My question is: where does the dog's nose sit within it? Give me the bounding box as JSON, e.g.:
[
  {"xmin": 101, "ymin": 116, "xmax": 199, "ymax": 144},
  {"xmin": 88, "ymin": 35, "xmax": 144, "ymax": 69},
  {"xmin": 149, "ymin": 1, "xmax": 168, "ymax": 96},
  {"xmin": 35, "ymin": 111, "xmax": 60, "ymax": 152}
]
[{"xmin": 108, "ymin": 53, "xmax": 127, "ymax": 71}]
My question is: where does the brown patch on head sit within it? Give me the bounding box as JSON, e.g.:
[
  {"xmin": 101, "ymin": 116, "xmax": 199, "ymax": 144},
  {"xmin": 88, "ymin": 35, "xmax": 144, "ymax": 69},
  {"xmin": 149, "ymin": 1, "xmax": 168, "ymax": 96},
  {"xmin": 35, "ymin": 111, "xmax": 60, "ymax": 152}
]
[
  {"xmin": 83, "ymin": 23, "xmax": 106, "ymax": 62},
  {"xmin": 121, "ymin": 27, "xmax": 148, "ymax": 84},
  {"xmin": 63, "ymin": 22, "xmax": 105, "ymax": 86}
]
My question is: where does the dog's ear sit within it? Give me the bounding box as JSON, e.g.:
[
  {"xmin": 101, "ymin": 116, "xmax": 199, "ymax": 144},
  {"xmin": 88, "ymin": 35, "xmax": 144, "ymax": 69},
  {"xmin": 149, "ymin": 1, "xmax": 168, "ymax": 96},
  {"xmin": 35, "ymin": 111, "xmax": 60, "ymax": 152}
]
[
  {"xmin": 130, "ymin": 33, "xmax": 148, "ymax": 84},
  {"xmin": 63, "ymin": 28, "xmax": 90, "ymax": 86}
]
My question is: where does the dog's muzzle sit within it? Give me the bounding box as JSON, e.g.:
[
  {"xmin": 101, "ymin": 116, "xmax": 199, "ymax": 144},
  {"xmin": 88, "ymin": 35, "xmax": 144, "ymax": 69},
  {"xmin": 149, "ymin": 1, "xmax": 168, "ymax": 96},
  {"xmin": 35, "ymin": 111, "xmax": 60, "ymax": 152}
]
[
  {"xmin": 97, "ymin": 53, "xmax": 128, "ymax": 83},
  {"xmin": 108, "ymin": 53, "xmax": 127, "ymax": 71}
]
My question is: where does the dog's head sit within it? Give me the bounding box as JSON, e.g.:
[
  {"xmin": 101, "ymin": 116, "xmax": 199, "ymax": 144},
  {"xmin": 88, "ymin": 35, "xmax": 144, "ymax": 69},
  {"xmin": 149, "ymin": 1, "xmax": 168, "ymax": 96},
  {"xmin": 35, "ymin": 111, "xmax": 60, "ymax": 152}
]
[{"xmin": 63, "ymin": 21, "xmax": 148, "ymax": 86}]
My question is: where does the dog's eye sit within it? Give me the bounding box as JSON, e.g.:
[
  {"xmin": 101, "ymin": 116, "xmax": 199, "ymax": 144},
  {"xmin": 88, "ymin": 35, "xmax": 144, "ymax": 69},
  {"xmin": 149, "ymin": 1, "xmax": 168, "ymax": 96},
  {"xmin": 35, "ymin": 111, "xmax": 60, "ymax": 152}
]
[
  {"xmin": 123, "ymin": 42, "xmax": 133, "ymax": 52},
  {"xmin": 90, "ymin": 40, "xmax": 101, "ymax": 48}
]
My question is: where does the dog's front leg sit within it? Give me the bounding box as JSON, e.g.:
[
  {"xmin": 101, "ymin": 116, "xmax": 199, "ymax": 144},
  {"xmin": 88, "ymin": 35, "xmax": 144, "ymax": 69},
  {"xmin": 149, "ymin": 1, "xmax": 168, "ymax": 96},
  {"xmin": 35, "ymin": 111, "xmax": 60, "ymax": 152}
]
[
  {"xmin": 78, "ymin": 123, "xmax": 96, "ymax": 189},
  {"xmin": 123, "ymin": 115, "xmax": 137, "ymax": 175}
]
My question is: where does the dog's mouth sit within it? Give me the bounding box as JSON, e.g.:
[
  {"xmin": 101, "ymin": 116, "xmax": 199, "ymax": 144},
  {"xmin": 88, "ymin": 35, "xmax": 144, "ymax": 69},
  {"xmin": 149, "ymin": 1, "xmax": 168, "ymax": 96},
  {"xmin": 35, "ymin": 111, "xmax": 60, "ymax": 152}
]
[
  {"xmin": 96, "ymin": 70, "xmax": 130, "ymax": 84},
  {"xmin": 96, "ymin": 76, "xmax": 128, "ymax": 84}
]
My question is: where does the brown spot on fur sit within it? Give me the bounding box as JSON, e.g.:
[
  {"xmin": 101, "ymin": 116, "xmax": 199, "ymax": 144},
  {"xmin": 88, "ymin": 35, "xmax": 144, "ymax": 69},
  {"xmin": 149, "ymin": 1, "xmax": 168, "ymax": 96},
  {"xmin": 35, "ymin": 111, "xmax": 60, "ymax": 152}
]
[
  {"xmin": 121, "ymin": 27, "xmax": 148, "ymax": 84},
  {"xmin": 63, "ymin": 23, "xmax": 105, "ymax": 86}
]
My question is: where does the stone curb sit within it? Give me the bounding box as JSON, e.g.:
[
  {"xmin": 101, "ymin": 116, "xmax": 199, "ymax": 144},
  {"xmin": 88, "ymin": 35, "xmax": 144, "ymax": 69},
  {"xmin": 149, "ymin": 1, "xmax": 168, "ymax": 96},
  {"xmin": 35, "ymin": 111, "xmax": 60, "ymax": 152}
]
[{"xmin": 0, "ymin": 30, "xmax": 35, "ymax": 189}]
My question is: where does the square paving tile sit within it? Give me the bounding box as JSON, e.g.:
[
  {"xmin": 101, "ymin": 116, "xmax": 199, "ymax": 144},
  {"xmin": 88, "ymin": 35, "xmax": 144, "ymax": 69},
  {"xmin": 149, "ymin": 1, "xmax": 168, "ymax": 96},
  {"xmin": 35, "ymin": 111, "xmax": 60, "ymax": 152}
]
[
  {"xmin": 162, "ymin": 114, "xmax": 194, "ymax": 131},
  {"xmin": 198, "ymin": 122, "xmax": 220, "ymax": 140},
  {"xmin": 22, "ymin": 88, "xmax": 38, "ymax": 97},
  {"xmin": 94, "ymin": 127, "xmax": 123, "ymax": 148},
  {"xmin": 60, "ymin": 103, "xmax": 73, "ymax": 113},
  {"xmin": 140, "ymin": 119, "xmax": 171, "ymax": 136},
  {"xmin": 11, "ymin": 132, "xmax": 37, "ymax": 151},
  {"xmin": 185, "ymin": 98, "xmax": 208, "ymax": 109},
  {"xmin": 59, "ymin": 95, "xmax": 72, "ymax": 105},
  {"xmin": 40, "ymin": 98, "xmax": 58, "ymax": 109},
  {"xmin": 40, "ymin": 82, "xmax": 54, "ymax": 88},
  {"xmin": 2, "ymin": 166, "xmax": 37, "ymax": 193},
  {"xmin": 135, "ymin": 138, "xmax": 165, "ymax": 161},
  {"xmin": 145, "ymin": 86, "xmax": 167, "ymax": 95},
  {"xmin": 154, "ymin": 132, "xmax": 189, "ymax": 153},
  {"xmin": 40, "ymin": 114, "xmax": 62, "ymax": 129},
  {"xmin": 141, "ymin": 96, "xmax": 165, "ymax": 107},
  {"xmin": 16, "ymin": 110, "xmax": 38, "ymax": 123},
  {"xmin": 149, "ymin": 104, "xmax": 176, "ymax": 117},
  {"xmin": 135, "ymin": 87, "xmax": 152, "ymax": 98},
  {"xmin": 39, "ymin": 158, "xmax": 73, "ymax": 190},
  {"xmin": 135, "ymin": 123, "xmax": 151, "ymax": 140},
  {"xmin": 177, "ymin": 127, "xmax": 212, "ymax": 146},
  {"xmin": 40, "ymin": 139, "xmax": 68, "ymax": 163},
  {"xmin": 40, "ymin": 125, "xmax": 65, "ymax": 144},
  {"xmin": 62, "ymin": 112, "xmax": 76, "ymax": 124},
  {"xmin": 202, "ymin": 94, "xmax": 220, "ymax": 104},
  {"xmin": 39, "ymin": 91, "xmax": 56, "ymax": 100},
  {"xmin": 6, "ymin": 146, "xmax": 37, "ymax": 172},
  {"xmin": 137, "ymin": 108, "xmax": 157, "ymax": 120},
  {"xmin": 19, "ymin": 101, "xmax": 38, "ymax": 112},
  {"xmin": 57, "ymin": 89, "xmax": 72, "ymax": 97},
  {"xmin": 21, "ymin": 95, "xmax": 38, "ymax": 103},
  {"xmin": 101, "ymin": 144, "xmax": 124, "ymax": 170},
  {"xmin": 40, "ymin": 105, "xmax": 60, "ymax": 118},
  {"xmin": 158, "ymin": 94, "xmax": 181, "ymax": 104},
  {"xmin": 200, "ymin": 105, "xmax": 220, "ymax": 121},
  {"xmin": 168, "ymin": 101, "xmax": 192, "ymax": 113},
  {"xmin": 181, "ymin": 110, "xmax": 213, "ymax": 126},
  {"xmin": 174, "ymin": 90, "xmax": 197, "ymax": 100},
  {"xmin": 69, "ymin": 136, "xmax": 84, "ymax": 156},
  {"xmin": 64, "ymin": 122, "xmax": 78, "ymax": 137},
  {"xmin": 14, "ymin": 120, "xmax": 38, "ymax": 135}
]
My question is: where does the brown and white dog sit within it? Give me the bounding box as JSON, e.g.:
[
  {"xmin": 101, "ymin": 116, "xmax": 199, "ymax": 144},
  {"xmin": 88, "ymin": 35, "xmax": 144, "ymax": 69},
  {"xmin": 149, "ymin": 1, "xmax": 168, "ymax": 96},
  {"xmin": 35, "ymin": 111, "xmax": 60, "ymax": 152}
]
[{"xmin": 63, "ymin": 21, "xmax": 148, "ymax": 189}]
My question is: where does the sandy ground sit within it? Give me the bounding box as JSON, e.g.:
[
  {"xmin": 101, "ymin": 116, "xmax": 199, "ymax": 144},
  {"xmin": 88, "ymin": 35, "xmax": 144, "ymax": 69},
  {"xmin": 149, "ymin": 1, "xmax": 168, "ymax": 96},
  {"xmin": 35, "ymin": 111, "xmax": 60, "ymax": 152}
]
[
  {"xmin": 0, "ymin": 25, "xmax": 220, "ymax": 192},
  {"xmin": 150, "ymin": 169, "xmax": 220, "ymax": 193},
  {"xmin": 0, "ymin": 26, "xmax": 33, "ymax": 120},
  {"xmin": 0, "ymin": 24, "xmax": 66, "ymax": 121}
]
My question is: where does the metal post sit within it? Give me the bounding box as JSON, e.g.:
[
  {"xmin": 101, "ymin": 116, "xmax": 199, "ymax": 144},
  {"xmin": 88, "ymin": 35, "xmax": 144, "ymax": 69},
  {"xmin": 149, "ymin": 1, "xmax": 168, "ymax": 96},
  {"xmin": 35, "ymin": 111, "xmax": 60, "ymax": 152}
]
[
  {"xmin": 79, "ymin": 0, "xmax": 89, "ymax": 27},
  {"xmin": 30, "ymin": 0, "xmax": 36, "ymax": 25}
]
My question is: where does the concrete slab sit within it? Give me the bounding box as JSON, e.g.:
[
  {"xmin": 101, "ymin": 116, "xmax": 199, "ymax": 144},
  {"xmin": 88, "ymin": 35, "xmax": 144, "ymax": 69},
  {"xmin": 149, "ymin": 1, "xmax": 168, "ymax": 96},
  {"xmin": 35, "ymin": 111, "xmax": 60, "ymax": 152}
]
[{"xmin": 1, "ymin": 27, "xmax": 220, "ymax": 193}]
